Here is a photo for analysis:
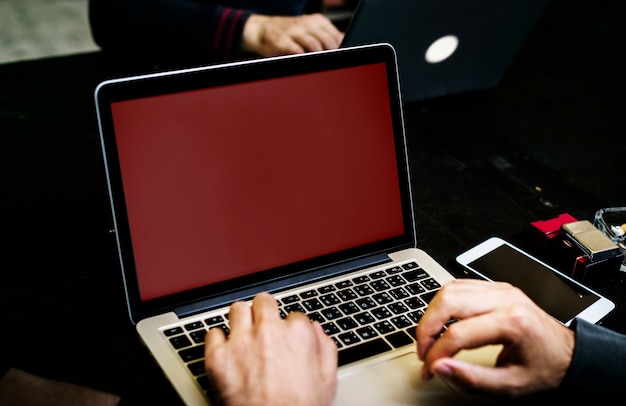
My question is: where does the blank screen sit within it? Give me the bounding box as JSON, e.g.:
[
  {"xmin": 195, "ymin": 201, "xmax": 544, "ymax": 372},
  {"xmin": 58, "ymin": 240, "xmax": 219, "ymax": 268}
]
[{"xmin": 110, "ymin": 63, "xmax": 405, "ymax": 301}]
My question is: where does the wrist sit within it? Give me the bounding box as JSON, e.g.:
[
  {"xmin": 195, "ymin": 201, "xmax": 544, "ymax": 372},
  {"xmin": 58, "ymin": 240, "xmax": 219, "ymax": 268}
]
[{"xmin": 242, "ymin": 14, "xmax": 265, "ymax": 53}]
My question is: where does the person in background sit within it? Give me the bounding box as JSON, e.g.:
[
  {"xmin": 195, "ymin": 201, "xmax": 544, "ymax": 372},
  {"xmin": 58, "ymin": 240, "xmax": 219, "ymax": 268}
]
[
  {"xmin": 204, "ymin": 279, "xmax": 626, "ymax": 404},
  {"xmin": 88, "ymin": 0, "xmax": 349, "ymax": 63}
]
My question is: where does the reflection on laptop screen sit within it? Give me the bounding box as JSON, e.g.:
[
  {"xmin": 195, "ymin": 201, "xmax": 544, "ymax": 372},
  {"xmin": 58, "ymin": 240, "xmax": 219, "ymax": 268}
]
[{"xmin": 110, "ymin": 63, "xmax": 405, "ymax": 301}]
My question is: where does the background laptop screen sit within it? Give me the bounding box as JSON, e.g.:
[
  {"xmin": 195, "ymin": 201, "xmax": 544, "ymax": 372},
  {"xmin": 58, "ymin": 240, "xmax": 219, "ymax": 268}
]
[{"xmin": 110, "ymin": 62, "xmax": 405, "ymax": 301}]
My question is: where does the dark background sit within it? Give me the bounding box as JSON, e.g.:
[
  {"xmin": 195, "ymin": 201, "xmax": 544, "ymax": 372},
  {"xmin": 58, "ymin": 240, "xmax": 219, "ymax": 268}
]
[{"xmin": 1, "ymin": 0, "xmax": 624, "ymax": 403}]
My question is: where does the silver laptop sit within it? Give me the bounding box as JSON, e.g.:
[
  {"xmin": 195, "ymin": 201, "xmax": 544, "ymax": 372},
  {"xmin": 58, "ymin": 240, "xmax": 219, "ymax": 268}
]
[
  {"xmin": 95, "ymin": 43, "xmax": 500, "ymax": 405},
  {"xmin": 340, "ymin": 0, "xmax": 551, "ymax": 102}
]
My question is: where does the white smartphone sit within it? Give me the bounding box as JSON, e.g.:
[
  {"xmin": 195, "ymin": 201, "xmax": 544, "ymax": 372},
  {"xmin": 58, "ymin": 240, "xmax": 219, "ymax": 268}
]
[{"xmin": 456, "ymin": 237, "xmax": 615, "ymax": 326}]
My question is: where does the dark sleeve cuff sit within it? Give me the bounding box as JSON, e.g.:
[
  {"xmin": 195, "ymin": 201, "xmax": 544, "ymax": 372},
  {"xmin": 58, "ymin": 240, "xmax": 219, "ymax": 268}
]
[{"xmin": 560, "ymin": 318, "xmax": 626, "ymax": 398}]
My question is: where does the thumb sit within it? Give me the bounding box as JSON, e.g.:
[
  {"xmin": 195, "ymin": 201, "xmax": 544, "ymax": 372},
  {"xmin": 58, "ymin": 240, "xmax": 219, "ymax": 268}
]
[{"xmin": 431, "ymin": 357, "xmax": 521, "ymax": 396}]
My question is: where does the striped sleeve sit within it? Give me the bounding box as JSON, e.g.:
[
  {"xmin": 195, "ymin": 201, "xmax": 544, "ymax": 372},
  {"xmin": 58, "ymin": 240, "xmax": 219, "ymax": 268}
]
[
  {"xmin": 210, "ymin": 7, "xmax": 250, "ymax": 60},
  {"xmin": 88, "ymin": 0, "xmax": 252, "ymax": 62}
]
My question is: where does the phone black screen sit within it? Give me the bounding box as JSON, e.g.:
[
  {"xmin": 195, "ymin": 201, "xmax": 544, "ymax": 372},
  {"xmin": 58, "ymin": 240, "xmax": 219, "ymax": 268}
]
[{"xmin": 468, "ymin": 244, "xmax": 600, "ymax": 323}]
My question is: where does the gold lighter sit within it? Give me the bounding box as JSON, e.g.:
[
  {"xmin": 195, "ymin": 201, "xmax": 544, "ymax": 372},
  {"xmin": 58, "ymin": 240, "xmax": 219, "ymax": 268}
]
[{"xmin": 561, "ymin": 220, "xmax": 621, "ymax": 262}]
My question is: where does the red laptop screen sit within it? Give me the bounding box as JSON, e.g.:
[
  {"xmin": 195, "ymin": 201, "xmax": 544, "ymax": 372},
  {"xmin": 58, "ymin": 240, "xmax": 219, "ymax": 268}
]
[{"xmin": 111, "ymin": 62, "xmax": 404, "ymax": 301}]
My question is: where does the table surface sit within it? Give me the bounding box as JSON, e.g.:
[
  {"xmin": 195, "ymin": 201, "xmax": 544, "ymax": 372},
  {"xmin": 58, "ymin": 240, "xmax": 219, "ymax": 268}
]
[{"xmin": 1, "ymin": 0, "xmax": 624, "ymax": 404}]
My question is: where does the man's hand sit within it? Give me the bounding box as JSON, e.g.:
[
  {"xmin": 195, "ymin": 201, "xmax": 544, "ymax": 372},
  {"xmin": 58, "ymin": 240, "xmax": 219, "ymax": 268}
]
[
  {"xmin": 416, "ymin": 279, "xmax": 575, "ymax": 398},
  {"xmin": 204, "ymin": 292, "xmax": 338, "ymax": 406},
  {"xmin": 242, "ymin": 13, "xmax": 344, "ymax": 57}
]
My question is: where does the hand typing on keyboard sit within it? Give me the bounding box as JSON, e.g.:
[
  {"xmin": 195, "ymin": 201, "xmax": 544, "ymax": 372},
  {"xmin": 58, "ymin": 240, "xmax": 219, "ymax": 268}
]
[
  {"xmin": 415, "ymin": 279, "xmax": 576, "ymax": 398},
  {"xmin": 204, "ymin": 292, "xmax": 338, "ymax": 406},
  {"xmin": 198, "ymin": 277, "xmax": 625, "ymax": 403}
]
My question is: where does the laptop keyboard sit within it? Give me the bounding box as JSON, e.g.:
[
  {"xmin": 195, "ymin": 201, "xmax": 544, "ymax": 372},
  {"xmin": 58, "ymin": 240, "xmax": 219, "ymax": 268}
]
[{"xmin": 161, "ymin": 260, "xmax": 441, "ymax": 398}]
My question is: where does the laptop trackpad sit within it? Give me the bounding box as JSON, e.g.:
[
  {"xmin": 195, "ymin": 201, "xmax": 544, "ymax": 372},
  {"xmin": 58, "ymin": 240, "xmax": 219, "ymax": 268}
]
[{"xmin": 335, "ymin": 346, "xmax": 500, "ymax": 405}]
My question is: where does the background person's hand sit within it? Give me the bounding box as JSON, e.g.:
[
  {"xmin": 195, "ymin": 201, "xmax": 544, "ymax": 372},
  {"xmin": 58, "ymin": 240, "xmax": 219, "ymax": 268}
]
[
  {"xmin": 242, "ymin": 13, "xmax": 344, "ymax": 57},
  {"xmin": 204, "ymin": 292, "xmax": 338, "ymax": 406},
  {"xmin": 416, "ymin": 279, "xmax": 575, "ymax": 398}
]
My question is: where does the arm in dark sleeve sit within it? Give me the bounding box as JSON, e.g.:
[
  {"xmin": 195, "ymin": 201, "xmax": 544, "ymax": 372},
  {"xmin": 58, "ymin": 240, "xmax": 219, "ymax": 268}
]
[
  {"xmin": 559, "ymin": 318, "xmax": 626, "ymax": 397},
  {"xmin": 88, "ymin": 0, "xmax": 252, "ymax": 61},
  {"xmin": 88, "ymin": 0, "xmax": 313, "ymax": 61}
]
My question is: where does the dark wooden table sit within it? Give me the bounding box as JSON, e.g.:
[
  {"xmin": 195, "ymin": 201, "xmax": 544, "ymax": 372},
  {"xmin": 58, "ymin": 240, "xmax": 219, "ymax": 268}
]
[{"xmin": 1, "ymin": 0, "xmax": 624, "ymax": 403}]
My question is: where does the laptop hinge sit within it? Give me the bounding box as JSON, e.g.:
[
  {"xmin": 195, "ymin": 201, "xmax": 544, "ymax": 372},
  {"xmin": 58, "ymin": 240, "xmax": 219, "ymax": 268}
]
[{"xmin": 174, "ymin": 253, "xmax": 392, "ymax": 318}]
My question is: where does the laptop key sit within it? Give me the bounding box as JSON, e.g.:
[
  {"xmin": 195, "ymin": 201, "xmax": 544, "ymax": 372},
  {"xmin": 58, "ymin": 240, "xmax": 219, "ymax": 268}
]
[
  {"xmin": 386, "ymin": 275, "xmax": 406, "ymax": 287},
  {"xmin": 402, "ymin": 268, "xmax": 429, "ymax": 282},
  {"xmin": 322, "ymin": 322, "xmax": 340, "ymax": 336},
  {"xmin": 421, "ymin": 278, "xmax": 441, "ymax": 291},
  {"xmin": 354, "ymin": 311, "xmax": 375, "ymax": 325},
  {"xmin": 190, "ymin": 329, "xmax": 207, "ymax": 344},
  {"xmin": 404, "ymin": 297, "xmax": 425, "ymax": 309},
  {"xmin": 336, "ymin": 280, "xmax": 354, "ymax": 289},
  {"xmin": 184, "ymin": 321, "xmax": 204, "ymax": 331},
  {"xmin": 320, "ymin": 293, "xmax": 341, "ymax": 306},
  {"xmin": 373, "ymin": 321, "xmax": 395, "ymax": 334},
  {"xmin": 336, "ymin": 317, "xmax": 358, "ymax": 331},
  {"xmin": 401, "ymin": 262, "xmax": 420, "ymax": 271},
  {"xmin": 407, "ymin": 309, "xmax": 425, "ymax": 324},
  {"xmin": 386, "ymin": 331, "xmax": 414, "ymax": 348},
  {"xmin": 197, "ymin": 375, "xmax": 211, "ymax": 390},
  {"xmin": 388, "ymin": 302, "xmax": 408, "ymax": 315},
  {"xmin": 337, "ymin": 288, "xmax": 357, "ymax": 301},
  {"xmin": 369, "ymin": 270, "xmax": 386, "ymax": 279},
  {"xmin": 302, "ymin": 298, "xmax": 324, "ymax": 312},
  {"xmin": 163, "ymin": 327, "xmax": 184, "ymax": 336},
  {"xmin": 405, "ymin": 283, "xmax": 425, "ymax": 295},
  {"xmin": 169, "ymin": 335, "xmax": 192, "ymax": 349},
  {"xmin": 391, "ymin": 315, "xmax": 412, "ymax": 329},
  {"xmin": 300, "ymin": 289, "xmax": 318, "ymax": 298},
  {"xmin": 204, "ymin": 316, "xmax": 224, "ymax": 326},
  {"xmin": 371, "ymin": 280, "xmax": 390, "ymax": 291},
  {"xmin": 178, "ymin": 344, "xmax": 205, "ymax": 362},
  {"xmin": 321, "ymin": 307, "xmax": 342, "ymax": 320},
  {"xmin": 209, "ymin": 324, "xmax": 230, "ymax": 337},
  {"xmin": 405, "ymin": 326, "xmax": 416, "ymax": 340},
  {"xmin": 338, "ymin": 338, "xmax": 391, "ymax": 366},
  {"xmin": 353, "ymin": 284, "xmax": 374, "ymax": 296},
  {"xmin": 282, "ymin": 295, "xmax": 300, "ymax": 304},
  {"xmin": 372, "ymin": 292, "xmax": 393, "ymax": 305},
  {"xmin": 355, "ymin": 297, "xmax": 377, "ymax": 310},
  {"xmin": 420, "ymin": 290, "xmax": 438, "ymax": 304},
  {"xmin": 356, "ymin": 326, "xmax": 378, "ymax": 340},
  {"xmin": 352, "ymin": 275, "xmax": 371, "ymax": 284},
  {"xmin": 338, "ymin": 331, "xmax": 361, "ymax": 346},
  {"xmin": 389, "ymin": 287, "xmax": 409, "ymax": 300},
  {"xmin": 386, "ymin": 265, "xmax": 404, "ymax": 274},
  {"xmin": 338, "ymin": 302, "xmax": 359, "ymax": 315},
  {"xmin": 371, "ymin": 307, "xmax": 392, "ymax": 320},
  {"xmin": 308, "ymin": 312, "xmax": 325, "ymax": 323},
  {"xmin": 283, "ymin": 303, "xmax": 305, "ymax": 314},
  {"xmin": 187, "ymin": 360, "xmax": 206, "ymax": 376},
  {"xmin": 318, "ymin": 285, "xmax": 336, "ymax": 294}
]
